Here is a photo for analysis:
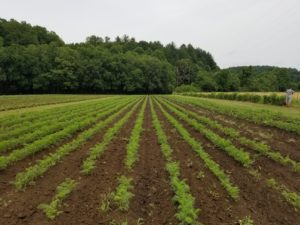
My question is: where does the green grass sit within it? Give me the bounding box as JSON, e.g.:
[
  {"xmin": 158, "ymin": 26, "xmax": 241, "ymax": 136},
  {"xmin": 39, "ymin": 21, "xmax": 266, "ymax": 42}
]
[{"xmin": 0, "ymin": 94, "xmax": 109, "ymax": 112}]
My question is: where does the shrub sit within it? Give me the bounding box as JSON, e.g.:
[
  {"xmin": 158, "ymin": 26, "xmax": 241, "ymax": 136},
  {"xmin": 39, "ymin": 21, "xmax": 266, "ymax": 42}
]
[{"xmin": 174, "ymin": 85, "xmax": 199, "ymax": 93}]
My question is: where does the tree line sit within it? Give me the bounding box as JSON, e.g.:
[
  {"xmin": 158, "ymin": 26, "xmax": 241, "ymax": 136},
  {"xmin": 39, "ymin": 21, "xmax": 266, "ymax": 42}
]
[
  {"xmin": 0, "ymin": 18, "xmax": 299, "ymax": 94},
  {"xmin": 175, "ymin": 66, "xmax": 300, "ymax": 92},
  {"xmin": 0, "ymin": 18, "xmax": 217, "ymax": 94}
]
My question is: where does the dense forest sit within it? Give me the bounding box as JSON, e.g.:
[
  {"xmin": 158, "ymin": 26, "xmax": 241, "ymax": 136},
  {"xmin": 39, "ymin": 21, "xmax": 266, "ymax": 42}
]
[
  {"xmin": 0, "ymin": 18, "xmax": 217, "ymax": 94},
  {"xmin": 0, "ymin": 18, "xmax": 299, "ymax": 94}
]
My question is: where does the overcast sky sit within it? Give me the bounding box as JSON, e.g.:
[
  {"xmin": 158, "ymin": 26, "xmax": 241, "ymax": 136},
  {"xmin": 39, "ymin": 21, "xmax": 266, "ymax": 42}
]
[{"xmin": 1, "ymin": 0, "xmax": 300, "ymax": 69}]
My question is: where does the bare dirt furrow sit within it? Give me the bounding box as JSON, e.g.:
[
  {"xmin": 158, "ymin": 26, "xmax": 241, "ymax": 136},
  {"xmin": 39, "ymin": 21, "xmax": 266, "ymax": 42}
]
[
  {"xmin": 155, "ymin": 103, "xmax": 247, "ymax": 225},
  {"xmin": 167, "ymin": 98, "xmax": 300, "ymax": 162},
  {"xmin": 0, "ymin": 112, "xmax": 115, "ymax": 195},
  {"xmin": 163, "ymin": 99, "xmax": 300, "ymax": 192},
  {"xmin": 0, "ymin": 103, "xmax": 140, "ymax": 225},
  {"xmin": 124, "ymin": 101, "xmax": 178, "ymax": 225}
]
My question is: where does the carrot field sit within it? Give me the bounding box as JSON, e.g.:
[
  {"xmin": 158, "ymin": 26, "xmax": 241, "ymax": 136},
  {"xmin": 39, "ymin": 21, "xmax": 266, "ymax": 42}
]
[{"xmin": 0, "ymin": 95, "xmax": 299, "ymax": 225}]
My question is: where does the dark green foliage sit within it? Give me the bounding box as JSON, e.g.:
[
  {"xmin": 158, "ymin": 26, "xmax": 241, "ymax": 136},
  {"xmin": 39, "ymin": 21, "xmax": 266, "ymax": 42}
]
[
  {"xmin": 225, "ymin": 66, "xmax": 300, "ymax": 91},
  {"xmin": 174, "ymin": 84, "xmax": 199, "ymax": 93},
  {"xmin": 0, "ymin": 18, "xmax": 63, "ymax": 46},
  {"xmin": 1, "ymin": 18, "xmax": 299, "ymax": 93},
  {"xmin": 214, "ymin": 70, "xmax": 240, "ymax": 91},
  {"xmin": 0, "ymin": 18, "xmax": 218, "ymax": 94},
  {"xmin": 181, "ymin": 92, "xmax": 286, "ymax": 106}
]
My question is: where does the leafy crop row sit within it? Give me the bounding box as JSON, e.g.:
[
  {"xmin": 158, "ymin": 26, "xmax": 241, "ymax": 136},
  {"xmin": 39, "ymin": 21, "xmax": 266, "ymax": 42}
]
[
  {"xmin": 0, "ymin": 98, "xmax": 134, "ymax": 170},
  {"xmin": 266, "ymin": 178, "xmax": 300, "ymax": 211},
  {"xmin": 158, "ymin": 98, "xmax": 252, "ymax": 167},
  {"xmin": 168, "ymin": 95, "xmax": 300, "ymax": 134},
  {"xmin": 101, "ymin": 99, "xmax": 147, "ymax": 214},
  {"xmin": 0, "ymin": 104, "xmax": 107, "ymax": 152},
  {"xmin": 150, "ymin": 98, "xmax": 201, "ymax": 225},
  {"xmin": 13, "ymin": 98, "xmax": 139, "ymax": 189},
  {"xmin": 0, "ymin": 97, "xmax": 123, "ymax": 143},
  {"xmin": 154, "ymin": 98, "xmax": 239, "ymax": 200},
  {"xmin": 81, "ymin": 98, "xmax": 143, "ymax": 175},
  {"xmin": 163, "ymin": 97, "xmax": 300, "ymax": 172},
  {"xmin": 124, "ymin": 98, "xmax": 147, "ymax": 170},
  {"xmin": 100, "ymin": 176, "xmax": 135, "ymax": 212},
  {"xmin": 38, "ymin": 178, "xmax": 77, "ymax": 219},
  {"xmin": 0, "ymin": 96, "xmax": 119, "ymax": 130}
]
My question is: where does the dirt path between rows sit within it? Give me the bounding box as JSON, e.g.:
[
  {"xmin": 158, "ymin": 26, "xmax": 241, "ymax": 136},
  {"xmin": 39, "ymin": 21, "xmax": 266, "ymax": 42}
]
[
  {"xmin": 124, "ymin": 100, "xmax": 177, "ymax": 225},
  {"xmin": 166, "ymin": 97, "xmax": 300, "ymax": 163},
  {"xmin": 162, "ymin": 98, "xmax": 300, "ymax": 192},
  {"xmin": 155, "ymin": 102, "xmax": 246, "ymax": 224},
  {"xmin": 0, "ymin": 102, "xmax": 140, "ymax": 225},
  {"xmin": 0, "ymin": 110, "xmax": 117, "ymax": 195},
  {"xmin": 158, "ymin": 101, "xmax": 300, "ymax": 225}
]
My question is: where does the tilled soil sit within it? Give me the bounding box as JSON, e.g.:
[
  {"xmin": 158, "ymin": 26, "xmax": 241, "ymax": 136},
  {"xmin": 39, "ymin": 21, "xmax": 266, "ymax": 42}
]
[
  {"xmin": 167, "ymin": 97, "xmax": 300, "ymax": 161},
  {"xmin": 160, "ymin": 99, "xmax": 300, "ymax": 192},
  {"xmin": 0, "ymin": 102, "xmax": 141, "ymax": 225},
  {"xmin": 0, "ymin": 98, "xmax": 299, "ymax": 225},
  {"xmin": 156, "ymin": 99, "xmax": 300, "ymax": 225}
]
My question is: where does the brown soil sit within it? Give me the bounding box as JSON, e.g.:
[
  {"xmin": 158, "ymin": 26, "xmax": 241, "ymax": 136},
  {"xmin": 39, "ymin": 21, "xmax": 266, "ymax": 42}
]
[
  {"xmin": 156, "ymin": 99, "xmax": 300, "ymax": 225},
  {"xmin": 162, "ymin": 98, "xmax": 300, "ymax": 192},
  {"xmin": 85, "ymin": 100, "xmax": 178, "ymax": 225},
  {"xmin": 160, "ymin": 99, "xmax": 300, "ymax": 191},
  {"xmin": 0, "ymin": 102, "xmax": 140, "ymax": 225},
  {"xmin": 124, "ymin": 100, "xmax": 177, "ymax": 225},
  {"xmin": 155, "ymin": 103, "xmax": 244, "ymax": 224},
  {"xmin": 167, "ymin": 97, "xmax": 300, "ymax": 162},
  {"xmin": 0, "ymin": 97, "xmax": 299, "ymax": 225},
  {"xmin": 0, "ymin": 110, "xmax": 117, "ymax": 195}
]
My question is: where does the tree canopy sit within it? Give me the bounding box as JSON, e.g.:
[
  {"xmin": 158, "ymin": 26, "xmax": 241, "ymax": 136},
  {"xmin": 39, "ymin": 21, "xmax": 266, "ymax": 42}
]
[
  {"xmin": 0, "ymin": 18, "xmax": 219, "ymax": 94},
  {"xmin": 0, "ymin": 18, "xmax": 299, "ymax": 94}
]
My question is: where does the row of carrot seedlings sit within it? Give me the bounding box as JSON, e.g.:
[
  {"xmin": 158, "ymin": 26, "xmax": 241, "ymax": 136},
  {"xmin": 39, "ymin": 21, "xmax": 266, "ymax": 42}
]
[
  {"xmin": 163, "ymin": 97, "xmax": 300, "ymax": 172},
  {"xmin": 37, "ymin": 97, "xmax": 144, "ymax": 219},
  {"xmin": 13, "ymin": 98, "xmax": 140, "ymax": 190},
  {"xmin": 0, "ymin": 98, "xmax": 134, "ymax": 171},
  {"xmin": 160, "ymin": 97, "xmax": 300, "ymax": 211}
]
